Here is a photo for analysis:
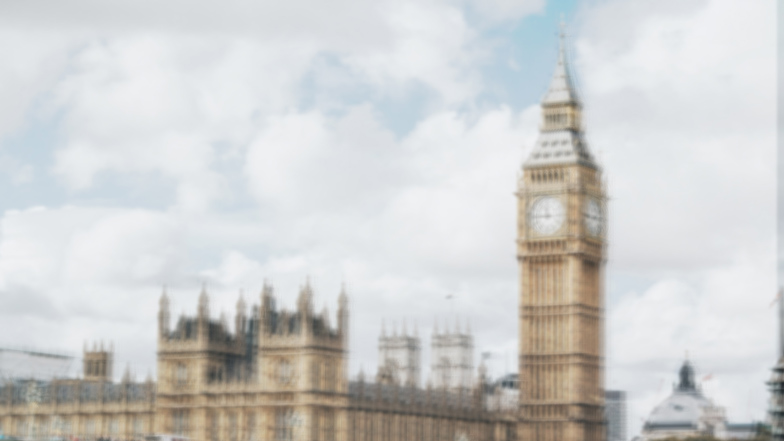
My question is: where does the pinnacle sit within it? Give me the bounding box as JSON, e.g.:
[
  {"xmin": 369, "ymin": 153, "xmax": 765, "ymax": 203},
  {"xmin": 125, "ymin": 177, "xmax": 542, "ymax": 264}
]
[{"xmin": 542, "ymin": 25, "xmax": 580, "ymax": 107}]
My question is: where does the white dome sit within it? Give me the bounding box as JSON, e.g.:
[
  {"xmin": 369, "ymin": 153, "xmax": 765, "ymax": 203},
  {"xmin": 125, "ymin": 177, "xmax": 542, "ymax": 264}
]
[
  {"xmin": 642, "ymin": 361, "xmax": 727, "ymax": 435},
  {"xmin": 646, "ymin": 389, "xmax": 714, "ymax": 429}
]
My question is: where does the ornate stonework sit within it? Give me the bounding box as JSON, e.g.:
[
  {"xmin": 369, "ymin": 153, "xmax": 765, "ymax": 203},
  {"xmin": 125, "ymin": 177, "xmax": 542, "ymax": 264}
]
[
  {"xmin": 377, "ymin": 321, "xmax": 421, "ymax": 387},
  {"xmin": 431, "ymin": 320, "xmax": 474, "ymax": 392},
  {"xmin": 0, "ymin": 282, "xmax": 516, "ymax": 441},
  {"xmin": 0, "ymin": 29, "xmax": 602, "ymax": 441},
  {"xmin": 516, "ymin": 30, "xmax": 607, "ymax": 441}
]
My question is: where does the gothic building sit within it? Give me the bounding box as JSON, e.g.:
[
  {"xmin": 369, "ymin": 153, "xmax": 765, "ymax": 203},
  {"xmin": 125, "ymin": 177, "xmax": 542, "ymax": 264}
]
[
  {"xmin": 639, "ymin": 360, "xmax": 758, "ymax": 441},
  {"xmin": 0, "ymin": 29, "xmax": 601, "ymax": 441},
  {"xmin": 516, "ymin": 27, "xmax": 606, "ymax": 441},
  {"xmin": 0, "ymin": 344, "xmax": 156, "ymax": 439},
  {"xmin": 0, "ymin": 283, "xmax": 517, "ymax": 441},
  {"xmin": 431, "ymin": 320, "xmax": 475, "ymax": 391},
  {"xmin": 376, "ymin": 321, "xmax": 421, "ymax": 387},
  {"xmin": 376, "ymin": 318, "xmax": 476, "ymax": 391}
]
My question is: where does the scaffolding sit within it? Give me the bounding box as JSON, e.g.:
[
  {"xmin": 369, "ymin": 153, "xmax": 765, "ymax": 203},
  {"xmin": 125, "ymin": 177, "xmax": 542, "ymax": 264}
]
[{"xmin": 0, "ymin": 347, "xmax": 74, "ymax": 382}]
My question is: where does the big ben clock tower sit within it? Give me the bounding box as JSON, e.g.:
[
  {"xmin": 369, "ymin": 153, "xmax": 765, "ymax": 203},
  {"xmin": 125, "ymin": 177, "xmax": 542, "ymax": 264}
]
[{"xmin": 517, "ymin": 29, "xmax": 606, "ymax": 441}]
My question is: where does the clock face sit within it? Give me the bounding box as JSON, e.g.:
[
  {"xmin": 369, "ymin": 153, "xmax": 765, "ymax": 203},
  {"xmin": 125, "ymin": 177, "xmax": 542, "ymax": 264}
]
[
  {"xmin": 530, "ymin": 197, "xmax": 565, "ymax": 236},
  {"xmin": 584, "ymin": 198, "xmax": 602, "ymax": 236}
]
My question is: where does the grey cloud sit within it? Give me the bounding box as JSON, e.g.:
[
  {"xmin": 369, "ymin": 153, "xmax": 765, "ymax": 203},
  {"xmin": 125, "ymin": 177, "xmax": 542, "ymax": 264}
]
[{"xmin": 0, "ymin": 284, "xmax": 62, "ymax": 320}]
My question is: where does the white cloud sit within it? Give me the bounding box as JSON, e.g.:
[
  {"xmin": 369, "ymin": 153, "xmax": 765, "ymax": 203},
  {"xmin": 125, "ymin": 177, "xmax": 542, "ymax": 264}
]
[
  {"xmin": 50, "ymin": 35, "xmax": 312, "ymax": 210},
  {"xmin": 462, "ymin": 0, "xmax": 545, "ymax": 23},
  {"xmin": 62, "ymin": 209, "xmax": 184, "ymax": 286},
  {"xmin": 578, "ymin": 0, "xmax": 775, "ymax": 270},
  {"xmin": 0, "ymin": 207, "xmax": 185, "ymax": 307},
  {"xmin": 344, "ymin": 2, "xmax": 481, "ymax": 105},
  {"xmin": 0, "ymin": 1, "xmax": 774, "ymax": 437},
  {"xmin": 0, "ymin": 28, "xmax": 76, "ymax": 141},
  {"xmin": 25, "ymin": 0, "xmax": 507, "ymax": 211},
  {"xmin": 608, "ymin": 252, "xmax": 776, "ymax": 431},
  {"xmin": 579, "ymin": 0, "xmax": 776, "ymax": 435},
  {"xmin": 245, "ymin": 106, "xmax": 401, "ymax": 214}
]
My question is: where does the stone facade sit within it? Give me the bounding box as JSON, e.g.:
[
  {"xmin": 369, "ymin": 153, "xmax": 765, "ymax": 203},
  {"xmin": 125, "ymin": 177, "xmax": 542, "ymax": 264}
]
[
  {"xmin": 0, "ymin": 282, "xmax": 516, "ymax": 441},
  {"xmin": 516, "ymin": 28, "xmax": 607, "ymax": 441},
  {"xmin": 0, "ymin": 374, "xmax": 156, "ymax": 439},
  {"xmin": 376, "ymin": 322, "xmax": 421, "ymax": 387},
  {"xmin": 431, "ymin": 320, "xmax": 474, "ymax": 391},
  {"xmin": 0, "ymin": 29, "xmax": 602, "ymax": 441}
]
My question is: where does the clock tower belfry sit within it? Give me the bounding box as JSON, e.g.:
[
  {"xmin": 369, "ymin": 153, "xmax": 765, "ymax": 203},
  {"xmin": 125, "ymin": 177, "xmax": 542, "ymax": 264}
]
[{"xmin": 517, "ymin": 29, "xmax": 606, "ymax": 441}]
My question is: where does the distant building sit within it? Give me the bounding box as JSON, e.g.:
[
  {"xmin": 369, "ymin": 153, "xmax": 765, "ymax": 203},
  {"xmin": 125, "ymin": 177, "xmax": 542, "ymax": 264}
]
[
  {"xmin": 0, "ymin": 284, "xmax": 517, "ymax": 441},
  {"xmin": 605, "ymin": 390, "xmax": 627, "ymax": 441},
  {"xmin": 0, "ymin": 344, "xmax": 155, "ymax": 440},
  {"xmin": 376, "ymin": 321, "xmax": 421, "ymax": 387},
  {"xmin": 431, "ymin": 319, "xmax": 474, "ymax": 391},
  {"xmin": 484, "ymin": 373, "xmax": 519, "ymax": 412},
  {"xmin": 641, "ymin": 360, "xmax": 758, "ymax": 441},
  {"xmin": 769, "ymin": 288, "xmax": 784, "ymax": 440},
  {"xmin": 0, "ymin": 26, "xmax": 601, "ymax": 441}
]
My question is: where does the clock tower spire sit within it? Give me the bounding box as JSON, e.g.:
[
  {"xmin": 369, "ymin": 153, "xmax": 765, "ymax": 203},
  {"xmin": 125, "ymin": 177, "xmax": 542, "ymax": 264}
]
[
  {"xmin": 517, "ymin": 27, "xmax": 606, "ymax": 441},
  {"xmin": 525, "ymin": 28, "xmax": 595, "ymax": 169}
]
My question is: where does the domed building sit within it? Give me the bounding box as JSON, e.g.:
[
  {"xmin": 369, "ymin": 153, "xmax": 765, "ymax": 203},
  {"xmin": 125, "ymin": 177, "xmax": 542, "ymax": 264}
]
[{"xmin": 640, "ymin": 360, "xmax": 758, "ymax": 441}]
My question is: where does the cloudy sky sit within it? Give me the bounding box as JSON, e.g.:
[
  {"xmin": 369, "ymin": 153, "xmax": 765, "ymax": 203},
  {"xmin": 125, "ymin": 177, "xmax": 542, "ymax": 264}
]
[{"xmin": 0, "ymin": 0, "xmax": 776, "ymax": 436}]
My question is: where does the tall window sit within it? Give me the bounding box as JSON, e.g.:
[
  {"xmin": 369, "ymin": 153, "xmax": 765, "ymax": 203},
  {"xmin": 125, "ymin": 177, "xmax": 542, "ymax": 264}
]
[
  {"xmin": 275, "ymin": 409, "xmax": 295, "ymax": 441},
  {"xmin": 60, "ymin": 418, "xmax": 71, "ymax": 437},
  {"xmin": 209, "ymin": 412, "xmax": 219, "ymax": 441},
  {"xmin": 325, "ymin": 361, "xmax": 334, "ymax": 391},
  {"xmin": 176, "ymin": 363, "xmax": 188, "ymax": 386},
  {"xmin": 311, "ymin": 361, "xmax": 321, "ymax": 390},
  {"xmin": 321, "ymin": 408, "xmax": 335, "ymax": 441},
  {"xmin": 229, "ymin": 412, "xmax": 238, "ymax": 441},
  {"xmin": 245, "ymin": 412, "xmax": 256, "ymax": 441},
  {"xmin": 173, "ymin": 410, "xmax": 189, "ymax": 436},
  {"xmin": 133, "ymin": 417, "xmax": 144, "ymax": 437},
  {"xmin": 277, "ymin": 360, "xmax": 292, "ymax": 385}
]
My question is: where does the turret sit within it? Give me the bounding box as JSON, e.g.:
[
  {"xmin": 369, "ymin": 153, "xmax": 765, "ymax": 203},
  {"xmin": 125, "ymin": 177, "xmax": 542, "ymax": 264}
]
[
  {"xmin": 158, "ymin": 287, "xmax": 170, "ymax": 339},
  {"xmin": 298, "ymin": 279, "xmax": 314, "ymax": 314},
  {"xmin": 678, "ymin": 359, "xmax": 697, "ymax": 391},
  {"xmin": 431, "ymin": 316, "xmax": 474, "ymax": 391},
  {"xmin": 257, "ymin": 281, "xmax": 349, "ymax": 398},
  {"xmin": 260, "ymin": 281, "xmax": 275, "ymax": 333},
  {"xmin": 83, "ymin": 340, "xmax": 113, "ymax": 382},
  {"xmin": 236, "ymin": 292, "xmax": 247, "ymax": 337},
  {"xmin": 377, "ymin": 316, "xmax": 421, "ymax": 387},
  {"xmin": 298, "ymin": 280, "xmax": 314, "ymax": 336},
  {"xmin": 198, "ymin": 285, "xmax": 209, "ymax": 341},
  {"xmin": 198, "ymin": 285, "xmax": 209, "ymax": 321}
]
